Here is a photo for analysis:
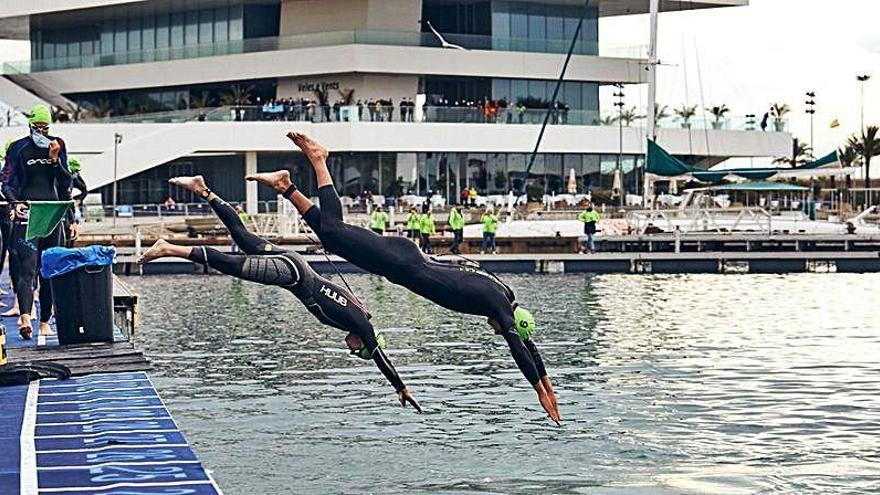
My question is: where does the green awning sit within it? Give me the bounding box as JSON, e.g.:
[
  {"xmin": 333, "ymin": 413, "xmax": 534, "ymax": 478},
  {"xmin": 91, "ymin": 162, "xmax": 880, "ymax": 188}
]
[
  {"xmin": 795, "ymin": 150, "xmax": 839, "ymax": 170},
  {"xmin": 702, "ymin": 181, "xmax": 809, "ymax": 192},
  {"xmin": 647, "ymin": 139, "xmax": 698, "ymax": 177}
]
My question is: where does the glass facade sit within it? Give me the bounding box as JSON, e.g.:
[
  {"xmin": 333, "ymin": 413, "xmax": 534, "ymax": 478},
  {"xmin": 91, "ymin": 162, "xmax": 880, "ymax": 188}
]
[
  {"xmin": 30, "ymin": 2, "xmax": 278, "ymax": 71},
  {"xmin": 422, "ymin": 0, "xmax": 599, "ymax": 55},
  {"xmin": 69, "ymin": 79, "xmax": 277, "ymax": 116},
  {"xmin": 105, "ymin": 151, "xmax": 642, "ymax": 206},
  {"xmin": 425, "ymin": 76, "xmax": 599, "ymax": 122}
]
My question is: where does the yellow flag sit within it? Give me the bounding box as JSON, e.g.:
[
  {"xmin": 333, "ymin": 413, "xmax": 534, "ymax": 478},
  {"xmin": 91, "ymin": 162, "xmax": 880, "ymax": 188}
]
[{"xmin": 829, "ymin": 119, "xmax": 840, "ymax": 128}]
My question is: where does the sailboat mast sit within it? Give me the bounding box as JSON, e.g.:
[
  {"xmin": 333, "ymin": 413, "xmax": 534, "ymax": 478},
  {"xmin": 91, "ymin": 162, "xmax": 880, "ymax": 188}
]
[{"xmin": 645, "ymin": 0, "xmax": 660, "ymax": 205}]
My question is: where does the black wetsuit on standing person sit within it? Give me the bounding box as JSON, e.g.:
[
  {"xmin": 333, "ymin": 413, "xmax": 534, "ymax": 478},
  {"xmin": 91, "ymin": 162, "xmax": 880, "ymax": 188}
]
[
  {"xmin": 188, "ymin": 193, "xmax": 408, "ymax": 393},
  {"xmin": 2, "ymin": 136, "xmax": 72, "ymax": 324},
  {"xmin": 300, "ymin": 185, "xmax": 547, "ymax": 386}
]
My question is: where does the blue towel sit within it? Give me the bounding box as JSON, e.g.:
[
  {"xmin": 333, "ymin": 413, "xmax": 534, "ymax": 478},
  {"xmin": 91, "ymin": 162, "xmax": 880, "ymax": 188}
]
[{"xmin": 40, "ymin": 246, "xmax": 116, "ymax": 279}]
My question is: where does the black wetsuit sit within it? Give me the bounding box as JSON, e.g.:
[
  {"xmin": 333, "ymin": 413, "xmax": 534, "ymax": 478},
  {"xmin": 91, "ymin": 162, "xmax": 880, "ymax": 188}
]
[
  {"xmin": 302, "ymin": 185, "xmax": 547, "ymax": 386},
  {"xmin": 190, "ymin": 195, "xmax": 407, "ymax": 392},
  {"xmin": 2, "ymin": 136, "xmax": 72, "ymax": 324}
]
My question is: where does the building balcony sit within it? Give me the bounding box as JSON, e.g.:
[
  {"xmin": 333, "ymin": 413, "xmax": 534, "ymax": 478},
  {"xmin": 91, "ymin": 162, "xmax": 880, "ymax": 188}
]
[{"xmin": 2, "ymin": 30, "xmax": 646, "ymax": 75}]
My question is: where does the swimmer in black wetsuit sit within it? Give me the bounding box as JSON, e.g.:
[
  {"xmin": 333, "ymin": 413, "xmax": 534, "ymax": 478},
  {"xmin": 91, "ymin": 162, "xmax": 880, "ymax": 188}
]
[
  {"xmin": 2, "ymin": 105, "xmax": 78, "ymax": 339},
  {"xmin": 248, "ymin": 132, "xmax": 561, "ymax": 424},
  {"xmin": 137, "ymin": 176, "xmax": 422, "ymax": 412}
]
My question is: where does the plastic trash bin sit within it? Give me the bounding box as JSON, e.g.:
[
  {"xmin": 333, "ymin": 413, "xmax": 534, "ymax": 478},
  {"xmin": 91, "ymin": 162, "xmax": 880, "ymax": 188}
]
[{"xmin": 42, "ymin": 246, "xmax": 116, "ymax": 345}]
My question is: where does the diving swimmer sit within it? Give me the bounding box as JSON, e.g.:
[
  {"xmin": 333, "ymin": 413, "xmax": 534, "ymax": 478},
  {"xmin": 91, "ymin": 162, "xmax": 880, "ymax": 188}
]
[
  {"xmin": 247, "ymin": 132, "xmax": 561, "ymax": 424},
  {"xmin": 138, "ymin": 176, "xmax": 422, "ymax": 412}
]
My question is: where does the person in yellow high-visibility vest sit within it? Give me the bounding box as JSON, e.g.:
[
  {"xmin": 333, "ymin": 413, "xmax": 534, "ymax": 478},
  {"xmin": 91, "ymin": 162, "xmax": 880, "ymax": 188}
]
[
  {"xmin": 480, "ymin": 207, "xmax": 498, "ymax": 254},
  {"xmin": 419, "ymin": 210, "xmax": 436, "ymax": 254},
  {"xmin": 448, "ymin": 203, "xmax": 465, "ymax": 254},
  {"xmin": 577, "ymin": 201, "xmax": 600, "ymax": 253},
  {"xmin": 370, "ymin": 205, "xmax": 389, "ymax": 236}
]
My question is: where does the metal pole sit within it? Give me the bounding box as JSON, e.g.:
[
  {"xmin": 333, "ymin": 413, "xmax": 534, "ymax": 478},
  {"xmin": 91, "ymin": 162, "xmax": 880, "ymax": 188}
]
[
  {"xmin": 645, "ymin": 0, "xmax": 660, "ymax": 206},
  {"xmin": 112, "ymin": 133, "xmax": 122, "ymax": 227}
]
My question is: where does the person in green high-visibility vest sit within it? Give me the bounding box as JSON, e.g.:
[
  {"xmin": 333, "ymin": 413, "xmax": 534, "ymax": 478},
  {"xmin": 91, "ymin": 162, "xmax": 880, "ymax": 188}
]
[
  {"xmin": 405, "ymin": 207, "xmax": 421, "ymax": 244},
  {"xmin": 419, "ymin": 210, "xmax": 435, "ymax": 254},
  {"xmin": 480, "ymin": 207, "xmax": 499, "ymax": 254},
  {"xmin": 370, "ymin": 205, "xmax": 389, "ymax": 236},
  {"xmin": 448, "ymin": 203, "xmax": 465, "ymax": 254},
  {"xmin": 577, "ymin": 200, "xmax": 600, "ymax": 253}
]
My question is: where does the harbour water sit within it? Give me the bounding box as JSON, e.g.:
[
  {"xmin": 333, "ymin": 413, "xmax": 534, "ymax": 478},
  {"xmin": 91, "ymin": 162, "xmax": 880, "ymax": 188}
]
[{"xmin": 126, "ymin": 273, "xmax": 880, "ymax": 494}]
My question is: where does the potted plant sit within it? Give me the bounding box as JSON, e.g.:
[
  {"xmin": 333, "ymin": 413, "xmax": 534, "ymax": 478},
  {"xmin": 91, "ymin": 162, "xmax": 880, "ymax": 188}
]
[
  {"xmin": 707, "ymin": 104, "xmax": 729, "ymax": 130},
  {"xmin": 675, "ymin": 104, "xmax": 697, "ymax": 129},
  {"xmin": 654, "ymin": 104, "xmax": 670, "ymax": 128},
  {"xmin": 771, "ymin": 103, "xmax": 790, "ymax": 132}
]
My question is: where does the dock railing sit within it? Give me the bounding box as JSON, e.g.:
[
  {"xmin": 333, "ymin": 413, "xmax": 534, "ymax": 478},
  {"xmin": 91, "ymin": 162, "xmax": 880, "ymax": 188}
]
[{"xmin": 625, "ymin": 207, "xmax": 776, "ymax": 234}]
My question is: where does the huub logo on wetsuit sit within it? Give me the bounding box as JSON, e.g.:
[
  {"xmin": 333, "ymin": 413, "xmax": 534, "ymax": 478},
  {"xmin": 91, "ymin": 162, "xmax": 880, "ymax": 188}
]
[{"xmin": 321, "ymin": 284, "xmax": 348, "ymax": 306}]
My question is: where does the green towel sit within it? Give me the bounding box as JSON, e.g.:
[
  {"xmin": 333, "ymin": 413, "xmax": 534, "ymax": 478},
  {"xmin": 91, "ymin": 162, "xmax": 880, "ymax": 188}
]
[{"xmin": 26, "ymin": 201, "xmax": 74, "ymax": 240}]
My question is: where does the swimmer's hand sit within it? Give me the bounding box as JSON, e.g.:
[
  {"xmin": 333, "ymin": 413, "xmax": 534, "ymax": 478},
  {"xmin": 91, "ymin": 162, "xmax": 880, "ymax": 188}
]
[
  {"xmin": 541, "ymin": 376, "xmax": 561, "ymax": 422},
  {"xmin": 535, "ymin": 383, "xmax": 561, "ymax": 425},
  {"xmin": 397, "ymin": 388, "xmax": 423, "ymax": 413}
]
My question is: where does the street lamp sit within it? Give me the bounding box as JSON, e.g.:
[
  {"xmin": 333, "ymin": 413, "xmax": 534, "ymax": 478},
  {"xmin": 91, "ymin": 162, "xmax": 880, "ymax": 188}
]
[
  {"xmin": 805, "ymin": 91, "xmax": 816, "ymax": 159},
  {"xmin": 112, "ymin": 133, "xmax": 122, "ymax": 227},
  {"xmin": 857, "ymin": 74, "xmax": 871, "ymax": 132},
  {"xmin": 613, "ymin": 83, "xmax": 625, "ymax": 206}
]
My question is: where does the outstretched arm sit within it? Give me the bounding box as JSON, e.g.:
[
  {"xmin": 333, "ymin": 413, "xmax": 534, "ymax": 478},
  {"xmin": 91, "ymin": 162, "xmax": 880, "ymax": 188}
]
[
  {"xmin": 371, "ymin": 348, "xmax": 422, "ymax": 412},
  {"xmin": 494, "ymin": 321, "xmax": 560, "ymax": 424}
]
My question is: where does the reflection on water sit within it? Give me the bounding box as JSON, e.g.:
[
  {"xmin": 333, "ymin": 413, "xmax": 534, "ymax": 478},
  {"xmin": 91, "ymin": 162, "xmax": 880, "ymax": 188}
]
[{"xmin": 126, "ymin": 273, "xmax": 880, "ymax": 494}]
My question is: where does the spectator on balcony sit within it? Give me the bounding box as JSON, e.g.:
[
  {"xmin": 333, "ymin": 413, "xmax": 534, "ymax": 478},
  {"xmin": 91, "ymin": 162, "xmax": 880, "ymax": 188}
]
[
  {"xmin": 367, "ymin": 100, "xmax": 377, "ymax": 121},
  {"xmin": 357, "ymin": 100, "xmax": 364, "ymax": 121},
  {"xmin": 516, "ymin": 102, "xmax": 527, "ymax": 124},
  {"xmin": 469, "ymin": 187, "xmax": 477, "ymax": 207}
]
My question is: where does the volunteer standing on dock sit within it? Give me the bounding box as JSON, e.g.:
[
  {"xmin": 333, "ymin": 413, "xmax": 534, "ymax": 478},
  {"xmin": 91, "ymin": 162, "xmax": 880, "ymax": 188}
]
[
  {"xmin": 370, "ymin": 205, "xmax": 388, "ymax": 235},
  {"xmin": 448, "ymin": 203, "xmax": 465, "ymax": 254},
  {"xmin": 2, "ymin": 105, "xmax": 77, "ymax": 340},
  {"xmin": 247, "ymin": 132, "xmax": 560, "ymax": 424},
  {"xmin": 138, "ymin": 176, "xmax": 422, "ymax": 412},
  {"xmin": 577, "ymin": 201, "xmax": 600, "ymax": 253}
]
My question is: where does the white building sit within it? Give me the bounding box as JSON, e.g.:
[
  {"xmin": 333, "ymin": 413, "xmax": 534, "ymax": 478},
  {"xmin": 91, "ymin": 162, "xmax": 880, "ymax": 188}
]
[{"xmin": 0, "ymin": 0, "xmax": 789, "ymax": 213}]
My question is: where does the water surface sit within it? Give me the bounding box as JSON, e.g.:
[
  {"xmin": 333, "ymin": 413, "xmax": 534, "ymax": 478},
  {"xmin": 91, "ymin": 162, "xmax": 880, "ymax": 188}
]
[{"xmin": 125, "ymin": 273, "xmax": 880, "ymax": 494}]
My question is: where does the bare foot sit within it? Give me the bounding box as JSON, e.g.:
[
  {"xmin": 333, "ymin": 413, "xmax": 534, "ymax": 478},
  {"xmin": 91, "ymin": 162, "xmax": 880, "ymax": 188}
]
[
  {"xmin": 39, "ymin": 321, "xmax": 55, "ymax": 337},
  {"xmin": 19, "ymin": 315, "xmax": 32, "ymax": 340},
  {"xmin": 286, "ymin": 132, "xmax": 328, "ymax": 164},
  {"xmin": 169, "ymin": 175, "xmax": 208, "ymax": 195},
  {"xmin": 245, "ymin": 170, "xmax": 293, "ymax": 194},
  {"xmin": 138, "ymin": 239, "xmax": 173, "ymax": 264}
]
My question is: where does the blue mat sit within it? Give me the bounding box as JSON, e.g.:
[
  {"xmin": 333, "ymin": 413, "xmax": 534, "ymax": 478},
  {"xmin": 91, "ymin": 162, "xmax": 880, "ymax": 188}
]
[{"xmin": 0, "ymin": 372, "xmax": 224, "ymax": 495}]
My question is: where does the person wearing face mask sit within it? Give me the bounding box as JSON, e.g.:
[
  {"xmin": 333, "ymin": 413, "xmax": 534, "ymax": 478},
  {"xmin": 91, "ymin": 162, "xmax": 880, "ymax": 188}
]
[
  {"xmin": 577, "ymin": 200, "xmax": 600, "ymax": 253},
  {"xmin": 2, "ymin": 104, "xmax": 77, "ymax": 340}
]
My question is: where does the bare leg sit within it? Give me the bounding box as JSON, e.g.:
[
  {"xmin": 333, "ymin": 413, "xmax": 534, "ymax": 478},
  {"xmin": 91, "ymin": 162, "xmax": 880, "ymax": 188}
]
[
  {"xmin": 286, "ymin": 132, "xmax": 332, "ymax": 187},
  {"xmin": 138, "ymin": 239, "xmax": 193, "ymax": 264},
  {"xmin": 288, "ymin": 190, "xmax": 315, "ymax": 215}
]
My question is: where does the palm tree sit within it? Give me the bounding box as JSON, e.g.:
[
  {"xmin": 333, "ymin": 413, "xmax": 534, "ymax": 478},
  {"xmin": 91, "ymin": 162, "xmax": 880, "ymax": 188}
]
[
  {"xmin": 597, "ymin": 114, "xmax": 617, "ymax": 126},
  {"xmin": 220, "ymin": 84, "xmax": 254, "ymax": 106},
  {"xmin": 707, "ymin": 104, "xmax": 730, "ymax": 129},
  {"xmin": 675, "ymin": 104, "xmax": 697, "ymax": 128},
  {"xmin": 654, "ymin": 104, "xmax": 670, "ymax": 124},
  {"xmin": 773, "ymin": 138, "xmax": 812, "ymax": 167},
  {"xmin": 849, "ymin": 126, "xmax": 880, "ymax": 187},
  {"xmin": 771, "ymin": 103, "xmax": 790, "ymax": 131},
  {"xmin": 189, "ymin": 91, "xmax": 211, "ymax": 109},
  {"xmin": 94, "ymin": 97, "xmax": 112, "ymax": 118},
  {"xmin": 619, "ymin": 106, "xmax": 643, "ymax": 126}
]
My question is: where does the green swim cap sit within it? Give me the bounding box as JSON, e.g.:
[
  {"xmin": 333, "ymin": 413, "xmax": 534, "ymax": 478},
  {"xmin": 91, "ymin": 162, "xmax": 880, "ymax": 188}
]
[
  {"xmin": 514, "ymin": 306, "xmax": 536, "ymax": 341},
  {"xmin": 356, "ymin": 332, "xmax": 386, "ymax": 360},
  {"xmin": 68, "ymin": 156, "xmax": 82, "ymax": 173},
  {"xmin": 28, "ymin": 105, "xmax": 52, "ymax": 125}
]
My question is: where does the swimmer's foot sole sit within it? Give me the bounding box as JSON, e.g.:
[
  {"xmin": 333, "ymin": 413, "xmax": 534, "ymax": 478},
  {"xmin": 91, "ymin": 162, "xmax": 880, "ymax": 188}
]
[
  {"xmin": 138, "ymin": 239, "xmax": 172, "ymax": 264},
  {"xmin": 169, "ymin": 175, "xmax": 208, "ymax": 195},
  {"xmin": 245, "ymin": 170, "xmax": 292, "ymax": 193},
  {"xmin": 287, "ymin": 132, "xmax": 329, "ymax": 164}
]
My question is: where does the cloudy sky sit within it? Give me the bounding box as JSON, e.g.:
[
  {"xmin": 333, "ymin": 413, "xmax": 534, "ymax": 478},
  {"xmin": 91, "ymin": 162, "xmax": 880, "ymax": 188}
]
[{"xmin": 0, "ymin": 0, "xmax": 876, "ymax": 160}]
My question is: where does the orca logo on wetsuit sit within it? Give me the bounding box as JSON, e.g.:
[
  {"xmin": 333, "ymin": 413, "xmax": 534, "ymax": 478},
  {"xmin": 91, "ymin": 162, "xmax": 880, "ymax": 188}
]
[
  {"xmin": 320, "ymin": 284, "xmax": 348, "ymax": 307},
  {"xmin": 26, "ymin": 158, "xmax": 55, "ymax": 166}
]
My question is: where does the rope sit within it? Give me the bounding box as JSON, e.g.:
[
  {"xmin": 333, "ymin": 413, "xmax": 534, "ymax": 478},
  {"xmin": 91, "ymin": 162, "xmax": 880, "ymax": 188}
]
[{"xmin": 521, "ymin": 0, "xmax": 592, "ymax": 190}]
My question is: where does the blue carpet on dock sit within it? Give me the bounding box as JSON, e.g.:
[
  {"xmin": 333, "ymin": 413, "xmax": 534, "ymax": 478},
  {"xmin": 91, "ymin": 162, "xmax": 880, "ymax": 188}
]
[{"xmin": 0, "ymin": 372, "xmax": 224, "ymax": 495}]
